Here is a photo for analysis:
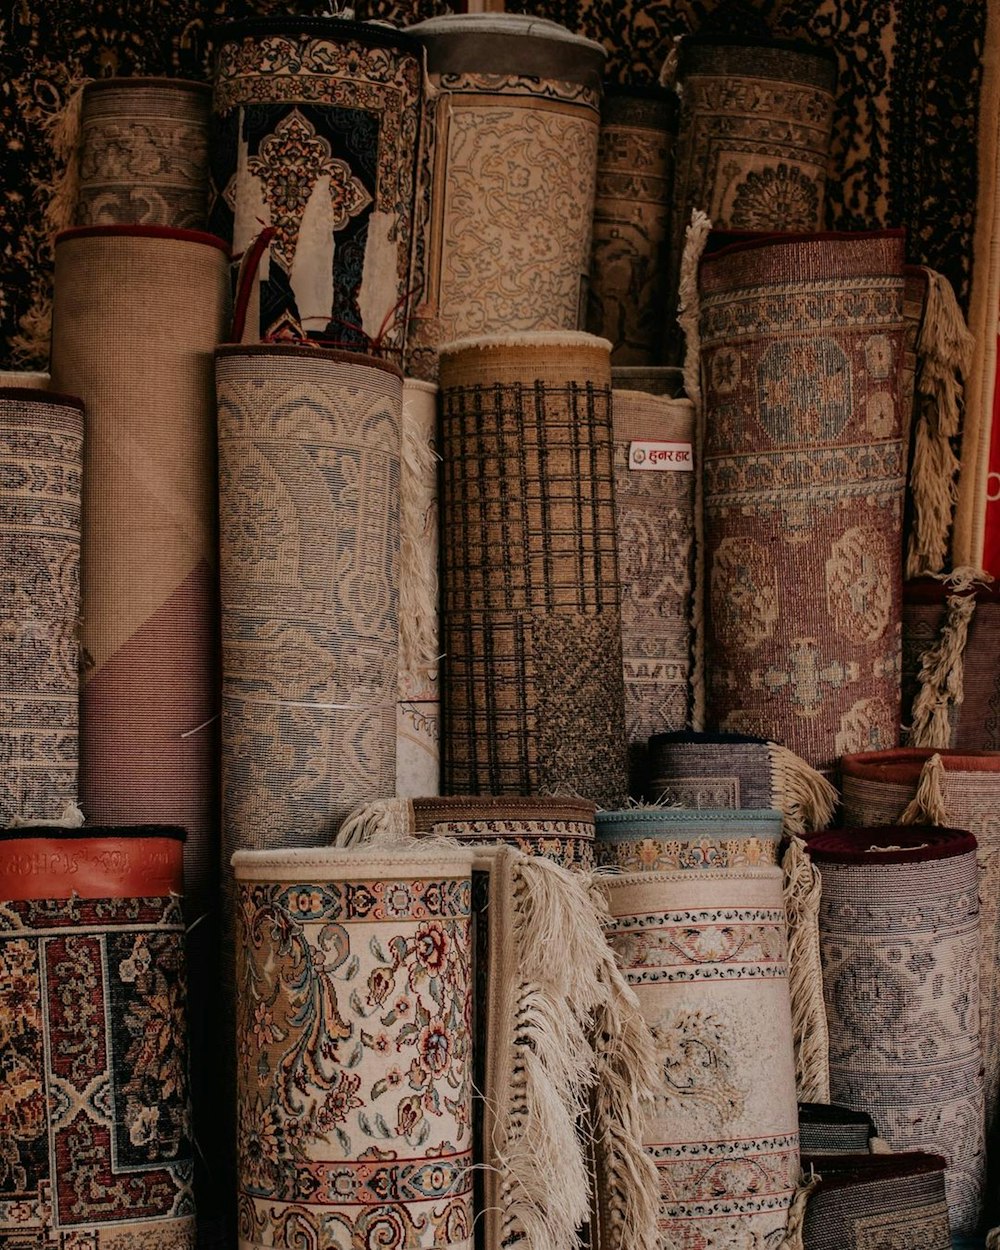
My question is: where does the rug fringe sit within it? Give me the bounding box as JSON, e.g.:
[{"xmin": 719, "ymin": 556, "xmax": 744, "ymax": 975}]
[
  {"xmin": 768, "ymin": 743, "xmax": 838, "ymax": 836},
  {"xmin": 899, "ymin": 752, "xmax": 948, "ymax": 824},
  {"xmin": 399, "ymin": 397, "xmax": 440, "ymax": 679},
  {"xmin": 869, "ymin": 1136, "xmax": 893, "ymax": 1153},
  {"xmin": 775, "ymin": 1171, "xmax": 821, "ymax": 1250},
  {"xmin": 908, "ymin": 591, "xmax": 977, "ymax": 747},
  {"xmin": 986, "ymin": 1226, "xmax": 1000, "ymax": 1249},
  {"xmin": 906, "ymin": 269, "xmax": 974, "ymax": 577},
  {"xmin": 782, "ymin": 835, "xmax": 830, "ymax": 1102},
  {"xmin": 6, "ymin": 800, "xmax": 86, "ymax": 829},
  {"xmin": 332, "ymin": 798, "xmax": 414, "ymax": 846},
  {"xmin": 677, "ymin": 209, "xmax": 713, "ymax": 732},
  {"xmin": 586, "ymin": 878, "xmax": 661, "ymax": 1250}
]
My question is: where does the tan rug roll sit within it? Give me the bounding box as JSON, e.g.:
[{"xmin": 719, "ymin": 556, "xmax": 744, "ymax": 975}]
[
  {"xmin": 840, "ymin": 747, "xmax": 1000, "ymax": 1150},
  {"xmin": 0, "ymin": 371, "xmax": 49, "ymax": 388},
  {"xmin": 612, "ymin": 388, "xmax": 695, "ymax": 788},
  {"xmin": 438, "ymin": 331, "xmax": 627, "ymax": 806},
  {"xmin": 0, "ymin": 389, "xmax": 83, "ymax": 826},
  {"xmin": 398, "ymin": 377, "xmax": 440, "ymax": 798},
  {"xmin": 406, "ymin": 14, "xmax": 605, "ymax": 380},
  {"xmin": 587, "ymin": 86, "xmax": 677, "ymax": 365},
  {"xmin": 76, "ymin": 78, "xmax": 211, "ymax": 228},
  {"xmin": 217, "ymin": 344, "xmax": 401, "ymax": 855}
]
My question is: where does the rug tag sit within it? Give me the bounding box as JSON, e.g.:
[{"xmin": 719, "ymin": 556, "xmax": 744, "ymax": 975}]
[{"xmin": 628, "ymin": 440, "xmax": 693, "ymax": 471}]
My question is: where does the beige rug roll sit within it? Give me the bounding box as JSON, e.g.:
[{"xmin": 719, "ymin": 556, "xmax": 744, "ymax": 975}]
[
  {"xmin": 0, "ymin": 389, "xmax": 83, "ymax": 825},
  {"xmin": 602, "ymin": 866, "xmax": 800, "ymax": 1248},
  {"xmin": 438, "ymin": 331, "xmax": 627, "ymax": 806},
  {"xmin": 76, "ymin": 78, "xmax": 211, "ymax": 228},
  {"xmin": 0, "ymin": 371, "xmax": 49, "ymax": 388},
  {"xmin": 612, "ymin": 388, "xmax": 695, "ymax": 788},
  {"xmin": 406, "ymin": 14, "xmax": 605, "ymax": 379},
  {"xmin": 398, "ymin": 377, "xmax": 440, "ymax": 798}
]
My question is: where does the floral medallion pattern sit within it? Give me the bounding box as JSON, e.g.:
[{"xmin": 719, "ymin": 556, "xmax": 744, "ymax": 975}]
[
  {"xmin": 0, "ymin": 894, "xmax": 194, "ymax": 1249},
  {"xmin": 235, "ymin": 868, "xmax": 473, "ymax": 1249}
]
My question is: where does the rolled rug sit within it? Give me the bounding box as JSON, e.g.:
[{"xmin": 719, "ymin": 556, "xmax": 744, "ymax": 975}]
[
  {"xmin": 336, "ymin": 794, "xmax": 597, "ymax": 873},
  {"xmin": 808, "ymin": 825, "xmax": 985, "ymax": 1233},
  {"xmin": 74, "ymin": 78, "xmax": 211, "ymax": 228},
  {"xmin": 0, "ymin": 389, "xmax": 82, "ymax": 826},
  {"xmin": 587, "ymin": 86, "xmax": 677, "ymax": 365},
  {"xmin": 232, "ymin": 845, "xmax": 474, "ymax": 1250},
  {"xmin": 210, "ymin": 18, "xmax": 422, "ymax": 354},
  {"xmin": 601, "ymin": 866, "xmax": 801, "ymax": 1249},
  {"xmin": 665, "ymin": 35, "xmax": 837, "ymax": 358},
  {"xmin": 0, "ymin": 371, "xmax": 49, "ymax": 388},
  {"xmin": 216, "ymin": 343, "xmax": 400, "ymax": 855},
  {"xmin": 438, "ymin": 332, "xmax": 627, "ymax": 806},
  {"xmin": 645, "ymin": 731, "xmax": 838, "ymax": 836},
  {"xmin": 594, "ymin": 807, "xmax": 783, "ymax": 872},
  {"xmin": 798, "ymin": 1103, "xmax": 878, "ymax": 1156},
  {"xmin": 798, "ymin": 1152, "xmax": 951, "ymax": 1250},
  {"xmin": 397, "ymin": 378, "xmax": 440, "ymax": 799},
  {"xmin": 902, "ymin": 571, "xmax": 1000, "ymax": 750},
  {"xmin": 612, "ymin": 388, "xmax": 695, "ymax": 789},
  {"xmin": 698, "ymin": 230, "xmax": 907, "ymax": 773},
  {"xmin": 405, "ymin": 14, "xmax": 605, "ymax": 379},
  {"xmin": 839, "ymin": 748, "xmax": 1000, "ymax": 1150},
  {"xmin": 0, "ymin": 825, "xmax": 195, "ymax": 1249}
]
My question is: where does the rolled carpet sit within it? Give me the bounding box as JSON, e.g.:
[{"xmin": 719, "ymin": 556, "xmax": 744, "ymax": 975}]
[
  {"xmin": 612, "ymin": 387, "xmax": 695, "ymax": 789},
  {"xmin": 839, "ymin": 748, "xmax": 1000, "ymax": 1153},
  {"xmin": 405, "ymin": 14, "xmax": 605, "ymax": 379},
  {"xmin": 0, "ymin": 372, "xmax": 49, "ymax": 388},
  {"xmin": 75, "ymin": 78, "xmax": 211, "ymax": 228},
  {"xmin": 0, "ymin": 825, "xmax": 195, "ymax": 1249},
  {"xmin": 809, "ymin": 825, "xmax": 985, "ymax": 1233},
  {"xmin": 587, "ymin": 86, "xmax": 677, "ymax": 365},
  {"xmin": 666, "ymin": 34, "xmax": 837, "ymax": 358},
  {"xmin": 232, "ymin": 845, "xmax": 474, "ymax": 1250},
  {"xmin": 0, "ymin": 389, "xmax": 82, "ymax": 825},
  {"xmin": 698, "ymin": 230, "xmax": 907, "ymax": 773},
  {"xmin": 602, "ymin": 866, "xmax": 800, "ymax": 1249},
  {"xmin": 438, "ymin": 332, "xmax": 627, "ymax": 806},
  {"xmin": 210, "ymin": 18, "xmax": 422, "ymax": 355},
  {"xmin": 397, "ymin": 378, "xmax": 440, "ymax": 798},
  {"xmin": 798, "ymin": 1152, "xmax": 951, "ymax": 1250},
  {"xmin": 797, "ymin": 1103, "xmax": 878, "ymax": 1156},
  {"xmin": 594, "ymin": 807, "xmax": 783, "ymax": 872}
]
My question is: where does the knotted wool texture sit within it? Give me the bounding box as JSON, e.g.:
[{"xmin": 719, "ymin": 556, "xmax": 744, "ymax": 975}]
[
  {"xmin": 700, "ymin": 231, "xmax": 907, "ymax": 773},
  {"xmin": 809, "ymin": 826, "xmax": 985, "ymax": 1233},
  {"xmin": 612, "ymin": 388, "xmax": 695, "ymax": 789},
  {"xmin": 0, "ymin": 826, "xmax": 195, "ymax": 1250},
  {"xmin": 666, "ymin": 35, "xmax": 836, "ymax": 356},
  {"xmin": 405, "ymin": 14, "xmax": 605, "ymax": 380},
  {"xmin": 232, "ymin": 845, "xmax": 474, "ymax": 1250},
  {"xmin": 216, "ymin": 345, "xmax": 401, "ymax": 856},
  {"xmin": 419, "ymin": 795, "xmax": 596, "ymax": 873},
  {"xmin": 840, "ymin": 748, "xmax": 1000, "ymax": 1151},
  {"xmin": 210, "ymin": 18, "xmax": 422, "ymax": 354},
  {"xmin": 76, "ymin": 78, "xmax": 211, "ymax": 228},
  {"xmin": 602, "ymin": 866, "xmax": 800, "ymax": 1249},
  {"xmin": 438, "ymin": 332, "xmax": 627, "ymax": 806},
  {"xmin": 587, "ymin": 86, "xmax": 676, "ymax": 366},
  {"xmin": 0, "ymin": 389, "xmax": 82, "ymax": 825}
]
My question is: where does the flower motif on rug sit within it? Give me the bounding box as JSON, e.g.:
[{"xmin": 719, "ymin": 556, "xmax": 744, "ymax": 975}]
[{"xmin": 729, "ymin": 162, "xmax": 821, "ymax": 232}]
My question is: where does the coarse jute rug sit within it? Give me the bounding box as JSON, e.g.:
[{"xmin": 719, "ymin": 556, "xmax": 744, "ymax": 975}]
[
  {"xmin": 210, "ymin": 18, "xmax": 422, "ymax": 355},
  {"xmin": 0, "ymin": 388, "xmax": 82, "ymax": 826},
  {"xmin": 810, "ymin": 824, "xmax": 985, "ymax": 1232},
  {"xmin": 798, "ymin": 1151, "xmax": 951, "ymax": 1250},
  {"xmin": 232, "ymin": 845, "xmax": 474, "ymax": 1250},
  {"xmin": 645, "ymin": 731, "xmax": 838, "ymax": 835},
  {"xmin": 49, "ymin": 221, "xmax": 229, "ymax": 1241},
  {"xmin": 699, "ymin": 230, "xmax": 907, "ymax": 774},
  {"xmin": 405, "ymin": 14, "xmax": 605, "ymax": 380},
  {"xmin": 798, "ymin": 1103, "xmax": 877, "ymax": 1156},
  {"xmin": 75, "ymin": 78, "xmax": 211, "ymax": 228},
  {"xmin": 397, "ymin": 377, "xmax": 440, "ymax": 799},
  {"xmin": 902, "ymin": 572, "xmax": 1000, "ymax": 750},
  {"xmin": 438, "ymin": 331, "xmax": 627, "ymax": 806},
  {"xmin": 601, "ymin": 865, "xmax": 800, "ymax": 1249},
  {"xmin": 839, "ymin": 748, "xmax": 1000, "ymax": 1165},
  {"xmin": 664, "ymin": 34, "xmax": 837, "ymax": 357},
  {"xmin": 587, "ymin": 86, "xmax": 676, "ymax": 366},
  {"xmin": 0, "ymin": 824, "xmax": 195, "ymax": 1250},
  {"xmin": 612, "ymin": 387, "xmax": 695, "ymax": 790}
]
